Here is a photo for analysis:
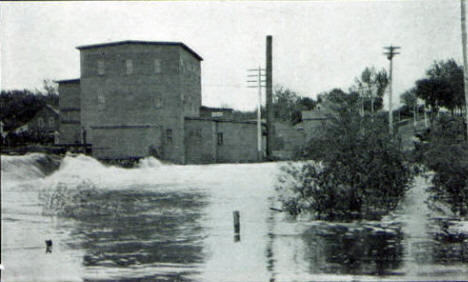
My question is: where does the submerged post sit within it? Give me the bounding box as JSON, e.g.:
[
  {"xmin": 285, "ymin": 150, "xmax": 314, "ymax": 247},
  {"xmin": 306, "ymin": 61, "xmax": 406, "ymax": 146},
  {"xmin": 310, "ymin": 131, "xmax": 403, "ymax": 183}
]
[
  {"xmin": 233, "ymin": 210, "xmax": 240, "ymax": 242},
  {"xmin": 233, "ymin": 210, "xmax": 240, "ymax": 234}
]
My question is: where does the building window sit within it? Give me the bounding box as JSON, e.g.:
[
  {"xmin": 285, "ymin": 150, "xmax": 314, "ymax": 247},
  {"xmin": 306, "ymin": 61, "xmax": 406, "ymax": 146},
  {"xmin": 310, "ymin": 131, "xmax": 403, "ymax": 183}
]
[
  {"xmin": 126, "ymin": 59, "xmax": 133, "ymax": 75},
  {"xmin": 97, "ymin": 60, "xmax": 105, "ymax": 75},
  {"xmin": 217, "ymin": 133, "xmax": 223, "ymax": 145},
  {"xmin": 48, "ymin": 117, "xmax": 55, "ymax": 127},
  {"xmin": 97, "ymin": 90, "xmax": 105, "ymax": 110},
  {"xmin": 179, "ymin": 57, "xmax": 185, "ymax": 73},
  {"xmin": 154, "ymin": 96, "xmax": 162, "ymax": 108},
  {"xmin": 154, "ymin": 59, "xmax": 161, "ymax": 74},
  {"xmin": 166, "ymin": 129, "xmax": 173, "ymax": 144},
  {"xmin": 38, "ymin": 118, "xmax": 44, "ymax": 128}
]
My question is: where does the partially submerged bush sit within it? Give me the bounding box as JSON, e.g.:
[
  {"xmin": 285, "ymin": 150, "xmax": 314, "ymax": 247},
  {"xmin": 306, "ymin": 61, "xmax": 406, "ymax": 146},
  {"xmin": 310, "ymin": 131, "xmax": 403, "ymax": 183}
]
[
  {"xmin": 276, "ymin": 92, "xmax": 414, "ymax": 220},
  {"xmin": 277, "ymin": 161, "xmax": 365, "ymax": 220},
  {"xmin": 419, "ymin": 117, "xmax": 468, "ymax": 216}
]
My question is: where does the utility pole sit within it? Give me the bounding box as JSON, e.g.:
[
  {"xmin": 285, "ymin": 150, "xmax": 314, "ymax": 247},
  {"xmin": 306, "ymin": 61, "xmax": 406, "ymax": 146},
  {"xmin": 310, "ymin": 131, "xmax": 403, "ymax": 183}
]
[
  {"xmin": 266, "ymin": 36, "xmax": 273, "ymax": 159},
  {"xmin": 384, "ymin": 45, "xmax": 400, "ymax": 135},
  {"xmin": 247, "ymin": 66, "xmax": 266, "ymax": 161},
  {"xmin": 424, "ymin": 101, "xmax": 429, "ymax": 127},
  {"xmin": 461, "ymin": 0, "xmax": 468, "ymax": 140}
]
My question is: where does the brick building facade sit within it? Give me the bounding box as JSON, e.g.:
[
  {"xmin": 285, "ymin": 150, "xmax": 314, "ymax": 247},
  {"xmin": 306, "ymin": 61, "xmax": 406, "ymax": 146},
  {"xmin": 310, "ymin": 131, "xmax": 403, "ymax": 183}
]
[{"xmin": 57, "ymin": 40, "xmax": 260, "ymax": 163}]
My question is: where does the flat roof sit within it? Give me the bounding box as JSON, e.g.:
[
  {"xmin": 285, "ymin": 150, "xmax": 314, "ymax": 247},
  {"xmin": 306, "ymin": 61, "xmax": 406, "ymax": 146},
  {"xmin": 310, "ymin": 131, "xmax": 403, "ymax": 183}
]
[
  {"xmin": 185, "ymin": 117, "xmax": 258, "ymax": 125},
  {"xmin": 55, "ymin": 79, "xmax": 80, "ymax": 84},
  {"xmin": 200, "ymin": 106, "xmax": 234, "ymax": 112},
  {"xmin": 76, "ymin": 40, "xmax": 203, "ymax": 61}
]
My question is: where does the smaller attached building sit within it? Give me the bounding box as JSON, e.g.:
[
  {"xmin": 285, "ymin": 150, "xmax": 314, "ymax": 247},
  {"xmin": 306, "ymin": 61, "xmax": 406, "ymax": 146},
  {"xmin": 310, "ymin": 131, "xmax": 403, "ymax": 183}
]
[
  {"xmin": 57, "ymin": 79, "xmax": 82, "ymax": 144},
  {"xmin": 184, "ymin": 117, "xmax": 259, "ymax": 164}
]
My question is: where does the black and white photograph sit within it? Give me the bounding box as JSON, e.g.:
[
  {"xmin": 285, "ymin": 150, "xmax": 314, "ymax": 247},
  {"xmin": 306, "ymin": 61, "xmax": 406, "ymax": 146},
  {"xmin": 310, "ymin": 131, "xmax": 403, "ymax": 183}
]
[{"xmin": 1, "ymin": 0, "xmax": 467, "ymax": 281}]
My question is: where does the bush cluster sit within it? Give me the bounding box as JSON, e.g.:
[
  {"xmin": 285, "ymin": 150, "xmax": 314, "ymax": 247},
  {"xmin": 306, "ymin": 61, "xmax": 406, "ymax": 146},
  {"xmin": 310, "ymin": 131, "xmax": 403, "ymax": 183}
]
[
  {"xmin": 418, "ymin": 116, "xmax": 468, "ymax": 216},
  {"xmin": 276, "ymin": 94, "xmax": 414, "ymax": 220}
]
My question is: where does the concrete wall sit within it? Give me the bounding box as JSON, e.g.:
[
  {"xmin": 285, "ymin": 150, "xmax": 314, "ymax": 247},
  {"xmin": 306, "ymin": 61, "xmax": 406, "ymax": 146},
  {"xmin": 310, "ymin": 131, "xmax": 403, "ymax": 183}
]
[
  {"xmin": 216, "ymin": 121, "xmax": 258, "ymax": 163},
  {"xmin": 58, "ymin": 81, "xmax": 81, "ymax": 144},
  {"xmin": 271, "ymin": 121, "xmax": 305, "ymax": 160},
  {"xmin": 295, "ymin": 119, "xmax": 327, "ymax": 143},
  {"xmin": 79, "ymin": 43, "xmax": 201, "ymax": 163},
  {"xmin": 179, "ymin": 48, "xmax": 201, "ymax": 118},
  {"xmin": 185, "ymin": 118, "xmax": 258, "ymax": 164},
  {"xmin": 184, "ymin": 119, "xmax": 216, "ymax": 164},
  {"xmin": 91, "ymin": 126, "xmax": 161, "ymax": 159}
]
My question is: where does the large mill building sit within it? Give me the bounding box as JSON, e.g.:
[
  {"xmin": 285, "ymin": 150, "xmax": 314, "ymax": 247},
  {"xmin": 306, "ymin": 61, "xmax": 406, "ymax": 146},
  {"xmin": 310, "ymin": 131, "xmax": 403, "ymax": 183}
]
[{"xmin": 57, "ymin": 40, "xmax": 260, "ymax": 164}]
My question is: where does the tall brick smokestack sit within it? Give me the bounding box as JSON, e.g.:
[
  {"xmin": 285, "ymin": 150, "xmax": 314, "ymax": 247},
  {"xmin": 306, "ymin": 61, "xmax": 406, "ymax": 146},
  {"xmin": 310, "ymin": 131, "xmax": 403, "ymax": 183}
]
[{"xmin": 266, "ymin": 35, "xmax": 273, "ymax": 159}]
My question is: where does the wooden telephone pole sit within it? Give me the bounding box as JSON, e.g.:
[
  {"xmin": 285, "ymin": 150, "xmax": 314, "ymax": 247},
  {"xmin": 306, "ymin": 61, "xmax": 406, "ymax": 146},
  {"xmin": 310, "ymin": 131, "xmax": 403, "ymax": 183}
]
[
  {"xmin": 247, "ymin": 67, "xmax": 266, "ymax": 161},
  {"xmin": 461, "ymin": 0, "xmax": 468, "ymax": 140},
  {"xmin": 266, "ymin": 36, "xmax": 273, "ymax": 159},
  {"xmin": 384, "ymin": 45, "xmax": 400, "ymax": 135}
]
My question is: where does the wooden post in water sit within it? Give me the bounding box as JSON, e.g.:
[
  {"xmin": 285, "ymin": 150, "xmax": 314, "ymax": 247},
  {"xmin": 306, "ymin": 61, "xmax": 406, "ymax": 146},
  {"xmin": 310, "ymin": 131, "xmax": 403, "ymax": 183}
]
[{"xmin": 233, "ymin": 210, "xmax": 240, "ymax": 242}]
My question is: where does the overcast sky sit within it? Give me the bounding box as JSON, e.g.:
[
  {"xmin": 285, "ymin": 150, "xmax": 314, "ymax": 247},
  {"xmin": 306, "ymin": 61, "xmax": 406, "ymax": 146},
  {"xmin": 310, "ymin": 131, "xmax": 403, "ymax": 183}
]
[{"xmin": 0, "ymin": 1, "xmax": 464, "ymax": 111}]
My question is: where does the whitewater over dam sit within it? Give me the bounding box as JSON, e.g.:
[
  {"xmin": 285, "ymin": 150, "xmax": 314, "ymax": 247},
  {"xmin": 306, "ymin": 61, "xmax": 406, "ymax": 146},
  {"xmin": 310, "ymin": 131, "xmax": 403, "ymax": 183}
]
[{"xmin": 1, "ymin": 153, "xmax": 467, "ymax": 281}]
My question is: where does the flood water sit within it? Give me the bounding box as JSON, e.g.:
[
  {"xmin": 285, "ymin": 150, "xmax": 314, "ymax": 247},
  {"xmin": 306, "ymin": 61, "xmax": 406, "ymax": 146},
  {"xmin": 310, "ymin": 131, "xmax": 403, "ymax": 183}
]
[{"xmin": 1, "ymin": 153, "xmax": 467, "ymax": 281}]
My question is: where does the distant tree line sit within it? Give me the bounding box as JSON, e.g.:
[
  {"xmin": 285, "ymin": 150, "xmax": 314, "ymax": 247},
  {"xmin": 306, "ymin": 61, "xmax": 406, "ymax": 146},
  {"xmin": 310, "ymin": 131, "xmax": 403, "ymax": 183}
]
[
  {"xmin": 1, "ymin": 80, "xmax": 58, "ymax": 132},
  {"xmin": 399, "ymin": 59, "xmax": 465, "ymax": 124},
  {"xmin": 232, "ymin": 85, "xmax": 318, "ymax": 124}
]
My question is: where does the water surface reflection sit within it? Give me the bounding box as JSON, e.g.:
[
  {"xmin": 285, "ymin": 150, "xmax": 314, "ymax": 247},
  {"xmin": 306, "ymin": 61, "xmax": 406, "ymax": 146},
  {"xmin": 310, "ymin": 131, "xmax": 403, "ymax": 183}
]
[{"xmin": 67, "ymin": 188, "xmax": 208, "ymax": 281}]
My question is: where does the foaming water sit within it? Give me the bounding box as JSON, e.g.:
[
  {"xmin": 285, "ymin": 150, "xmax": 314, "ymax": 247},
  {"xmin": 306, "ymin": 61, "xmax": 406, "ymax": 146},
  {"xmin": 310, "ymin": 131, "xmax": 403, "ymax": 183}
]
[
  {"xmin": 1, "ymin": 153, "xmax": 46, "ymax": 183},
  {"xmin": 2, "ymin": 154, "xmax": 467, "ymax": 281},
  {"xmin": 43, "ymin": 154, "xmax": 278, "ymax": 191}
]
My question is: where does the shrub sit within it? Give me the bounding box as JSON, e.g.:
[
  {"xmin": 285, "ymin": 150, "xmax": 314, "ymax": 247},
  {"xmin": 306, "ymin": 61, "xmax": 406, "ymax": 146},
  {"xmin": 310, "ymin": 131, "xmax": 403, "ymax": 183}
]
[
  {"xmin": 276, "ymin": 93, "xmax": 414, "ymax": 220},
  {"xmin": 419, "ymin": 116, "xmax": 468, "ymax": 216}
]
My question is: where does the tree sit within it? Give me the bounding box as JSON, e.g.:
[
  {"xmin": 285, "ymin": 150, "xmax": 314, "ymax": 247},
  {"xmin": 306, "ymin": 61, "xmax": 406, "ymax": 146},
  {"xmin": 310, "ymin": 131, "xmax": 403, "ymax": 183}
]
[
  {"xmin": 0, "ymin": 80, "xmax": 59, "ymax": 132},
  {"xmin": 272, "ymin": 86, "xmax": 300, "ymax": 122},
  {"xmin": 271, "ymin": 86, "xmax": 318, "ymax": 125},
  {"xmin": 415, "ymin": 77, "xmax": 452, "ymax": 124},
  {"xmin": 40, "ymin": 79, "xmax": 59, "ymax": 107},
  {"xmin": 297, "ymin": 97, "xmax": 317, "ymax": 111},
  {"xmin": 400, "ymin": 88, "xmax": 418, "ymax": 126},
  {"xmin": 416, "ymin": 60, "xmax": 465, "ymax": 120},
  {"xmin": 352, "ymin": 67, "xmax": 388, "ymax": 114},
  {"xmin": 41, "ymin": 79, "xmax": 58, "ymax": 96},
  {"xmin": 277, "ymin": 89, "xmax": 412, "ymax": 220}
]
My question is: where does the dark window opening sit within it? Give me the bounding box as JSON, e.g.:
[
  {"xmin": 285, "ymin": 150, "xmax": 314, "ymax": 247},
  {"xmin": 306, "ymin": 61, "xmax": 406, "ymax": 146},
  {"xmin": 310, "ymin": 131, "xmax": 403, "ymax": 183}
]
[
  {"xmin": 166, "ymin": 129, "xmax": 173, "ymax": 144},
  {"xmin": 217, "ymin": 133, "xmax": 223, "ymax": 145}
]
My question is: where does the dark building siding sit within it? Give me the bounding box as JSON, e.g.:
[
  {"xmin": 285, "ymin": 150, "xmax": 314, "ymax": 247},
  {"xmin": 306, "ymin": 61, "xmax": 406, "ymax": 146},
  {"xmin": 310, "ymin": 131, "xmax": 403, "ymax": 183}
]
[
  {"xmin": 184, "ymin": 118, "xmax": 258, "ymax": 164},
  {"xmin": 184, "ymin": 119, "xmax": 216, "ymax": 163},
  {"xmin": 179, "ymin": 48, "xmax": 202, "ymax": 118},
  {"xmin": 91, "ymin": 126, "xmax": 161, "ymax": 159},
  {"xmin": 216, "ymin": 121, "xmax": 258, "ymax": 163},
  {"xmin": 271, "ymin": 121, "xmax": 305, "ymax": 159},
  {"xmin": 58, "ymin": 81, "xmax": 81, "ymax": 144}
]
